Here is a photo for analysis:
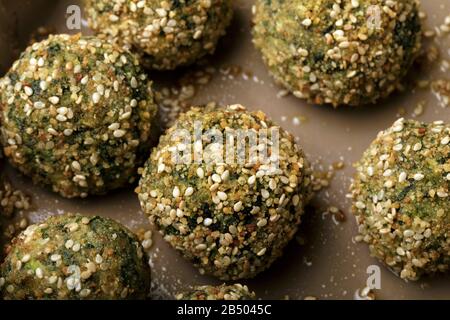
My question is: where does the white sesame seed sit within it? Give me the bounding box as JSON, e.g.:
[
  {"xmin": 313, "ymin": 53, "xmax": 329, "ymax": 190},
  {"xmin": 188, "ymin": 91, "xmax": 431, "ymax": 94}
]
[
  {"xmin": 56, "ymin": 114, "xmax": 67, "ymax": 122},
  {"xmin": 217, "ymin": 191, "xmax": 228, "ymax": 201},
  {"xmin": 130, "ymin": 77, "xmax": 138, "ymax": 88},
  {"xmin": 47, "ymin": 128, "xmax": 58, "ymax": 136},
  {"xmin": 34, "ymin": 101, "xmax": 45, "ymax": 109},
  {"xmin": 437, "ymin": 191, "xmax": 448, "ymax": 198},
  {"xmin": 95, "ymin": 254, "xmax": 103, "ymax": 264},
  {"xmin": 72, "ymin": 243, "xmax": 81, "ymax": 252},
  {"xmin": 113, "ymin": 129, "xmax": 126, "ymax": 138},
  {"xmin": 35, "ymin": 268, "xmax": 44, "ymax": 279},
  {"xmin": 92, "ymin": 93, "xmax": 101, "ymax": 104},
  {"xmin": 302, "ymin": 18, "xmax": 312, "ymax": 27},
  {"xmin": 49, "ymin": 96, "xmax": 60, "ymax": 105},
  {"xmin": 81, "ymin": 76, "xmax": 89, "ymax": 85},
  {"xmin": 50, "ymin": 254, "xmax": 61, "ymax": 262},
  {"xmin": 351, "ymin": 0, "xmax": 359, "ymax": 8},
  {"xmin": 24, "ymin": 86, "xmax": 33, "ymax": 96},
  {"xmin": 157, "ymin": 163, "xmax": 165, "ymax": 173},
  {"xmin": 441, "ymin": 136, "xmax": 450, "ymax": 145},
  {"xmin": 248, "ymin": 175, "xmax": 256, "ymax": 185},
  {"xmin": 197, "ymin": 167, "xmax": 205, "ymax": 178},
  {"xmin": 212, "ymin": 174, "xmax": 222, "ymax": 183},
  {"xmin": 233, "ymin": 201, "xmax": 243, "ymax": 212},
  {"xmin": 383, "ymin": 169, "xmax": 393, "ymax": 177},
  {"xmin": 398, "ymin": 172, "xmax": 407, "ymax": 183},
  {"xmin": 173, "ymin": 186, "xmax": 180, "ymax": 198},
  {"xmin": 203, "ymin": 218, "xmax": 213, "ymax": 226},
  {"xmin": 40, "ymin": 81, "xmax": 48, "ymax": 91},
  {"xmin": 156, "ymin": 8, "xmax": 167, "ymax": 17},
  {"xmin": 80, "ymin": 288, "xmax": 91, "ymax": 298},
  {"xmin": 261, "ymin": 189, "xmax": 270, "ymax": 199},
  {"xmin": 355, "ymin": 201, "xmax": 366, "ymax": 209},
  {"xmin": 413, "ymin": 143, "xmax": 422, "ymax": 151},
  {"xmin": 71, "ymin": 161, "xmax": 81, "ymax": 171},
  {"xmin": 108, "ymin": 123, "xmax": 120, "ymax": 131},
  {"xmin": 257, "ymin": 248, "xmax": 267, "ymax": 256},
  {"xmin": 413, "ymin": 173, "xmax": 424, "ymax": 181},
  {"xmin": 184, "ymin": 187, "xmax": 194, "ymax": 197},
  {"xmin": 21, "ymin": 254, "xmax": 31, "ymax": 263},
  {"xmin": 396, "ymin": 247, "xmax": 405, "ymax": 256},
  {"xmin": 65, "ymin": 239, "xmax": 74, "ymax": 249},
  {"xmin": 257, "ymin": 218, "xmax": 268, "ymax": 227}
]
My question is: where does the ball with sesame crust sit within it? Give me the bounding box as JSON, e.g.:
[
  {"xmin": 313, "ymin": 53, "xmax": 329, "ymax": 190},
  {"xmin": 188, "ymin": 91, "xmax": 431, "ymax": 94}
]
[
  {"xmin": 84, "ymin": 0, "xmax": 233, "ymax": 70},
  {"xmin": 0, "ymin": 214, "xmax": 150, "ymax": 300},
  {"xmin": 351, "ymin": 118, "xmax": 450, "ymax": 281},
  {"xmin": 137, "ymin": 104, "xmax": 313, "ymax": 280},
  {"xmin": 176, "ymin": 283, "xmax": 255, "ymax": 300},
  {"xmin": 252, "ymin": 0, "xmax": 422, "ymax": 107},
  {"xmin": 0, "ymin": 34, "xmax": 157, "ymax": 198}
]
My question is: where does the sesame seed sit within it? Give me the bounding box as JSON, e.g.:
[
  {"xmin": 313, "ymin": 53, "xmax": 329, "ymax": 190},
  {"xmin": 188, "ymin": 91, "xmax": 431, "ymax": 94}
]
[
  {"xmin": 56, "ymin": 114, "xmax": 67, "ymax": 122},
  {"xmin": 21, "ymin": 254, "xmax": 31, "ymax": 263},
  {"xmin": 441, "ymin": 136, "xmax": 450, "ymax": 145},
  {"xmin": 34, "ymin": 101, "xmax": 45, "ymax": 109},
  {"xmin": 65, "ymin": 239, "xmax": 74, "ymax": 249},
  {"xmin": 92, "ymin": 93, "xmax": 101, "ymax": 104},
  {"xmin": 173, "ymin": 186, "xmax": 180, "ymax": 198},
  {"xmin": 130, "ymin": 77, "xmax": 138, "ymax": 88},
  {"xmin": 413, "ymin": 173, "xmax": 424, "ymax": 181},
  {"xmin": 398, "ymin": 172, "xmax": 407, "ymax": 183},
  {"xmin": 108, "ymin": 123, "xmax": 120, "ymax": 131},
  {"xmin": 95, "ymin": 254, "xmax": 103, "ymax": 264},
  {"xmin": 184, "ymin": 187, "xmax": 194, "ymax": 197},
  {"xmin": 302, "ymin": 18, "xmax": 312, "ymax": 27},
  {"xmin": 248, "ymin": 175, "xmax": 256, "ymax": 185},
  {"xmin": 81, "ymin": 76, "xmax": 89, "ymax": 85},
  {"xmin": 72, "ymin": 243, "xmax": 81, "ymax": 252},
  {"xmin": 212, "ymin": 174, "xmax": 222, "ymax": 183},
  {"xmin": 383, "ymin": 169, "xmax": 392, "ymax": 177},
  {"xmin": 35, "ymin": 268, "xmax": 44, "ymax": 279},
  {"xmin": 261, "ymin": 189, "xmax": 270, "ymax": 199},
  {"xmin": 203, "ymin": 218, "xmax": 213, "ymax": 226},
  {"xmin": 413, "ymin": 142, "xmax": 422, "ymax": 151},
  {"xmin": 50, "ymin": 254, "xmax": 61, "ymax": 262},
  {"xmin": 257, "ymin": 248, "xmax": 267, "ymax": 256},
  {"xmin": 113, "ymin": 129, "xmax": 126, "ymax": 138},
  {"xmin": 49, "ymin": 96, "xmax": 60, "ymax": 105},
  {"xmin": 396, "ymin": 247, "xmax": 405, "ymax": 256},
  {"xmin": 80, "ymin": 288, "xmax": 91, "ymax": 298},
  {"xmin": 257, "ymin": 218, "xmax": 268, "ymax": 227},
  {"xmin": 233, "ymin": 201, "xmax": 243, "ymax": 212},
  {"xmin": 24, "ymin": 86, "xmax": 33, "ymax": 96},
  {"xmin": 355, "ymin": 201, "xmax": 366, "ymax": 209},
  {"xmin": 217, "ymin": 191, "xmax": 228, "ymax": 201}
]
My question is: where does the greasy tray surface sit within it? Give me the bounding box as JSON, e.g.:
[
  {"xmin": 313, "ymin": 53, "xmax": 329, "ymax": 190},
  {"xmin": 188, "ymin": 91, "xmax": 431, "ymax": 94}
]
[{"xmin": 1, "ymin": 0, "xmax": 449, "ymax": 299}]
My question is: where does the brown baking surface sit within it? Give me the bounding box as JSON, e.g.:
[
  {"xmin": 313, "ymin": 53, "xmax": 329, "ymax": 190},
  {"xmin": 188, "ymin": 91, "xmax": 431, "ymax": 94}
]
[{"xmin": 1, "ymin": 0, "xmax": 449, "ymax": 300}]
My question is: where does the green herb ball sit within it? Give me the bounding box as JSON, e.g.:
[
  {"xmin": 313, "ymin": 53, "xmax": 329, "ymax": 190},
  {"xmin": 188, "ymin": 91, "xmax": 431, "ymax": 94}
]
[
  {"xmin": 351, "ymin": 119, "xmax": 450, "ymax": 281},
  {"xmin": 0, "ymin": 34, "xmax": 157, "ymax": 198},
  {"xmin": 137, "ymin": 104, "xmax": 313, "ymax": 280},
  {"xmin": 252, "ymin": 0, "xmax": 422, "ymax": 106},
  {"xmin": 176, "ymin": 283, "xmax": 255, "ymax": 300},
  {"xmin": 0, "ymin": 214, "xmax": 150, "ymax": 299},
  {"xmin": 84, "ymin": 0, "xmax": 233, "ymax": 70}
]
